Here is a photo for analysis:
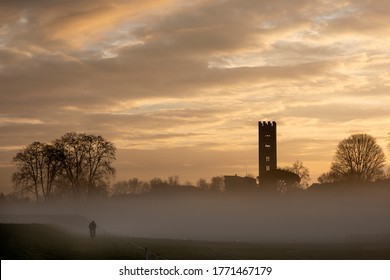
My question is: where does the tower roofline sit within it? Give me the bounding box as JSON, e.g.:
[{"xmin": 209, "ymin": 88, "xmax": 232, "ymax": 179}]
[{"xmin": 259, "ymin": 121, "xmax": 276, "ymax": 127}]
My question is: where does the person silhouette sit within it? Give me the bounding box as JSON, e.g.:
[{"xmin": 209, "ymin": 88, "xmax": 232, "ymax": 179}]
[{"xmin": 89, "ymin": 220, "xmax": 97, "ymax": 238}]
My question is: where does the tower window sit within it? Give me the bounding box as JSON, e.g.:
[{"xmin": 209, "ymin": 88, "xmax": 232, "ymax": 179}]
[
  {"xmin": 266, "ymin": 165, "xmax": 270, "ymax": 171},
  {"xmin": 266, "ymin": 156, "xmax": 270, "ymax": 162},
  {"xmin": 265, "ymin": 144, "xmax": 271, "ymax": 148}
]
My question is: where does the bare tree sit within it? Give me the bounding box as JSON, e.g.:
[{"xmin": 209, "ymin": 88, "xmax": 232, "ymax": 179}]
[
  {"xmin": 150, "ymin": 177, "xmax": 164, "ymax": 187},
  {"xmin": 12, "ymin": 133, "xmax": 116, "ymax": 200},
  {"xmin": 329, "ymin": 134, "xmax": 386, "ymax": 182},
  {"xmin": 196, "ymin": 178, "xmax": 209, "ymax": 191},
  {"xmin": 111, "ymin": 178, "xmax": 150, "ymax": 195},
  {"xmin": 54, "ymin": 132, "xmax": 116, "ymax": 197},
  {"xmin": 12, "ymin": 142, "xmax": 62, "ymax": 201},
  {"xmin": 127, "ymin": 178, "xmax": 144, "ymax": 193},
  {"xmin": 167, "ymin": 175, "xmax": 180, "ymax": 186},
  {"xmin": 317, "ymin": 171, "xmax": 341, "ymax": 184},
  {"xmin": 210, "ymin": 176, "xmax": 224, "ymax": 192},
  {"xmin": 283, "ymin": 160, "xmax": 311, "ymax": 188},
  {"xmin": 111, "ymin": 180, "xmax": 130, "ymax": 195}
]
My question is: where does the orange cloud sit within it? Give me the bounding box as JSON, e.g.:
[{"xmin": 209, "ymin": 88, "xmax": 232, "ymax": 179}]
[{"xmin": 46, "ymin": 0, "xmax": 175, "ymax": 48}]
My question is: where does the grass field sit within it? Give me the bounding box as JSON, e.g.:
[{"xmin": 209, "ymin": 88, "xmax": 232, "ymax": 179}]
[{"xmin": 1, "ymin": 223, "xmax": 390, "ymax": 260}]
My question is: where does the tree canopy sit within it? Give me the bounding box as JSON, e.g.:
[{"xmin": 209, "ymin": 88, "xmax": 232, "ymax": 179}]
[
  {"xmin": 322, "ymin": 134, "xmax": 386, "ymax": 183},
  {"xmin": 12, "ymin": 142, "xmax": 62, "ymax": 201}
]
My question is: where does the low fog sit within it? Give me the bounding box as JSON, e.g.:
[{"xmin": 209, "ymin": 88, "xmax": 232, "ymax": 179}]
[{"xmin": 1, "ymin": 190, "xmax": 389, "ymax": 244}]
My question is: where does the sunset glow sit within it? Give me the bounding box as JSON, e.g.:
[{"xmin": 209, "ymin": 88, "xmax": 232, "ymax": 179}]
[{"xmin": 1, "ymin": 0, "xmax": 390, "ymax": 192}]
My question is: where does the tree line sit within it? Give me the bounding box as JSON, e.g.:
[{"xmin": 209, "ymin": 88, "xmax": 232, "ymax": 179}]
[
  {"xmin": 111, "ymin": 175, "xmax": 225, "ymax": 196},
  {"xmin": 9, "ymin": 132, "xmax": 389, "ymax": 201}
]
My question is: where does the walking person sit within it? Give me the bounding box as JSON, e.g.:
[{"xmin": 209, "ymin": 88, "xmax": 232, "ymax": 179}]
[{"xmin": 89, "ymin": 220, "xmax": 97, "ymax": 238}]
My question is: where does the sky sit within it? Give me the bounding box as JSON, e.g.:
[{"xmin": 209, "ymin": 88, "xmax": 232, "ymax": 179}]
[{"xmin": 1, "ymin": 0, "xmax": 390, "ymax": 193}]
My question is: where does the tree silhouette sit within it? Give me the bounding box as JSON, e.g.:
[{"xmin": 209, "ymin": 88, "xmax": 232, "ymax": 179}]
[
  {"xmin": 53, "ymin": 133, "xmax": 116, "ymax": 197},
  {"xmin": 210, "ymin": 176, "xmax": 224, "ymax": 192},
  {"xmin": 196, "ymin": 178, "xmax": 209, "ymax": 190},
  {"xmin": 328, "ymin": 134, "xmax": 386, "ymax": 183},
  {"xmin": 167, "ymin": 175, "xmax": 180, "ymax": 186},
  {"xmin": 111, "ymin": 180, "xmax": 129, "ymax": 195},
  {"xmin": 149, "ymin": 177, "xmax": 165, "ymax": 191},
  {"xmin": 111, "ymin": 178, "xmax": 150, "ymax": 195},
  {"xmin": 317, "ymin": 170, "xmax": 340, "ymax": 184},
  {"xmin": 283, "ymin": 160, "xmax": 310, "ymax": 188},
  {"xmin": 13, "ymin": 142, "xmax": 62, "ymax": 201},
  {"xmin": 12, "ymin": 133, "xmax": 116, "ymax": 200}
]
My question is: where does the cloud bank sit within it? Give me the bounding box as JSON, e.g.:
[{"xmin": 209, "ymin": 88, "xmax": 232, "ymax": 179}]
[{"xmin": 1, "ymin": 0, "xmax": 390, "ymax": 191}]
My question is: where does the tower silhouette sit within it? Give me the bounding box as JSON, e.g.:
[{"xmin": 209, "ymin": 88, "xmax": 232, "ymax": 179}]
[{"xmin": 258, "ymin": 121, "xmax": 277, "ymax": 182}]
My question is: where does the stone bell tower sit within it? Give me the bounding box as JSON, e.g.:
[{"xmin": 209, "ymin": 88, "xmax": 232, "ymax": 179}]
[{"xmin": 258, "ymin": 121, "xmax": 277, "ymax": 181}]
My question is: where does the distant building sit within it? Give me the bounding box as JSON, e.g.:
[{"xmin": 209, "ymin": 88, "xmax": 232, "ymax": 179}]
[
  {"xmin": 258, "ymin": 121, "xmax": 277, "ymax": 183},
  {"xmin": 224, "ymin": 175, "xmax": 257, "ymax": 192}
]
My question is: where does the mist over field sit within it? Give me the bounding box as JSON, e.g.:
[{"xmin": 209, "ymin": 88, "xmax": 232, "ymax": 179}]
[{"xmin": 1, "ymin": 190, "xmax": 389, "ymax": 244}]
